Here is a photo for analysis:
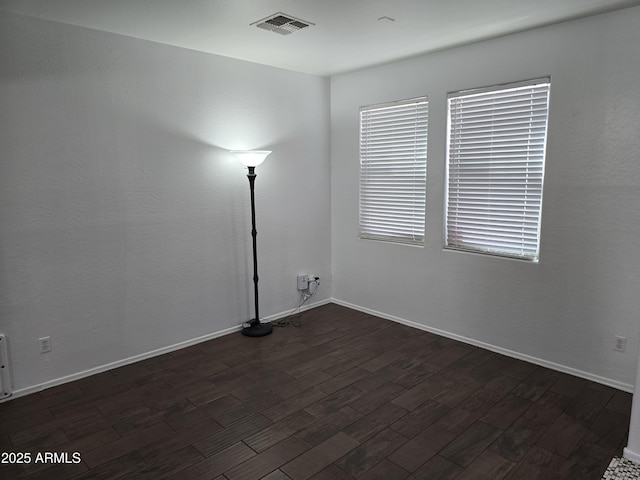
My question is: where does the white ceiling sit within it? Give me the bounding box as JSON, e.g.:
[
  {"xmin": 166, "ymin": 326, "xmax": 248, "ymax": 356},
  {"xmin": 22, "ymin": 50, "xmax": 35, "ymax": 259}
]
[{"xmin": 1, "ymin": 0, "xmax": 639, "ymax": 76}]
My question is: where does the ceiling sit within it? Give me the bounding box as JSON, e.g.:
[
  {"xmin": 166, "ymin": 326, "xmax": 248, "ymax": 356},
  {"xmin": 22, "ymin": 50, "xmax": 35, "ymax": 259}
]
[{"xmin": 1, "ymin": 0, "xmax": 639, "ymax": 76}]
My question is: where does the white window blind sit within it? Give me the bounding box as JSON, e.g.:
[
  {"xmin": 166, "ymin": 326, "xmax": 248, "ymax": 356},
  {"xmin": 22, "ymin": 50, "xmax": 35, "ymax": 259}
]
[
  {"xmin": 445, "ymin": 79, "xmax": 550, "ymax": 261},
  {"xmin": 359, "ymin": 97, "xmax": 428, "ymax": 245}
]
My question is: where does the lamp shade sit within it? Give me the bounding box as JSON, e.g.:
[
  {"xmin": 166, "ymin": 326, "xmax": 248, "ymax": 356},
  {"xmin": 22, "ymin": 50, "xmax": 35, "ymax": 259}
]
[{"xmin": 230, "ymin": 150, "xmax": 271, "ymax": 167}]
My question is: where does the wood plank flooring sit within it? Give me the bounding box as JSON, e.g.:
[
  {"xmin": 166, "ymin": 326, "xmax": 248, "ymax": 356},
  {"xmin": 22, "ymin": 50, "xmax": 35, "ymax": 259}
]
[{"xmin": 0, "ymin": 303, "xmax": 632, "ymax": 479}]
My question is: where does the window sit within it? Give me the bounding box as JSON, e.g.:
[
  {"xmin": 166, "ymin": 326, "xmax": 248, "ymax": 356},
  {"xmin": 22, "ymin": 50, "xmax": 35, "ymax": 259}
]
[
  {"xmin": 445, "ymin": 78, "xmax": 550, "ymax": 261},
  {"xmin": 359, "ymin": 97, "xmax": 428, "ymax": 245}
]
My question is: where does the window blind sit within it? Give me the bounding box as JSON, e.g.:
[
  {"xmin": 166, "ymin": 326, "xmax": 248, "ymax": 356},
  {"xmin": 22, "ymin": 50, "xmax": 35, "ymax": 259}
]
[
  {"xmin": 359, "ymin": 97, "xmax": 428, "ymax": 245},
  {"xmin": 445, "ymin": 79, "xmax": 550, "ymax": 261}
]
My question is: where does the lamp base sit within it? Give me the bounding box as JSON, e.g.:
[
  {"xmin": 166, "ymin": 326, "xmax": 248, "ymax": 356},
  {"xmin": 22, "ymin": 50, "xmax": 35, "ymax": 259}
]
[{"xmin": 242, "ymin": 320, "xmax": 273, "ymax": 337}]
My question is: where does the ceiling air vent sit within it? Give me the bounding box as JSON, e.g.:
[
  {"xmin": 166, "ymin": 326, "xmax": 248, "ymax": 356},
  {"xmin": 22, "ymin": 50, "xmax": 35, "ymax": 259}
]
[{"xmin": 252, "ymin": 13, "xmax": 314, "ymax": 35}]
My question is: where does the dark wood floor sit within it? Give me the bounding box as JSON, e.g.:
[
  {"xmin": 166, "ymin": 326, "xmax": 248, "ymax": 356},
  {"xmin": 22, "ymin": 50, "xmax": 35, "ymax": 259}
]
[{"xmin": 0, "ymin": 303, "xmax": 632, "ymax": 480}]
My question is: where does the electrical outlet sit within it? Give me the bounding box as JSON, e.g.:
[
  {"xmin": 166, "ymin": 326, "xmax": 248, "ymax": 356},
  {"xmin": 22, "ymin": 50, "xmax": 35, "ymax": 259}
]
[
  {"xmin": 297, "ymin": 274, "xmax": 308, "ymax": 291},
  {"xmin": 615, "ymin": 335, "xmax": 627, "ymax": 352},
  {"xmin": 39, "ymin": 336, "xmax": 51, "ymax": 354}
]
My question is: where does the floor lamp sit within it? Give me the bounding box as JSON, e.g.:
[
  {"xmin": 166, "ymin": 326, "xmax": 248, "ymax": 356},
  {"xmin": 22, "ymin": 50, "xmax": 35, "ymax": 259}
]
[{"xmin": 231, "ymin": 150, "xmax": 273, "ymax": 337}]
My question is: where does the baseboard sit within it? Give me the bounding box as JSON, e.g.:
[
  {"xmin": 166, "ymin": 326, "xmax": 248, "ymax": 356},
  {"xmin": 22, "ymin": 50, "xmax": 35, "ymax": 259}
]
[
  {"xmin": 1, "ymin": 297, "xmax": 331, "ymax": 403},
  {"xmin": 5, "ymin": 296, "xmax": 630, "ymax": 402},
  {"xmin": 624, "ymin": 448, "xmax": 640, "ymax": 464},
  {"xmin": 331, "ymin": 298, "xmax": 634, "ymax": 393}
]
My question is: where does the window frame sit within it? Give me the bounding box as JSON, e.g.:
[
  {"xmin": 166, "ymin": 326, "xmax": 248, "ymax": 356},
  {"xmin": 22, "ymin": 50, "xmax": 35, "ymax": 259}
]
[
  {"xmin": 358, "ymin": 96, "xmax": 428, "ymax": 246},
  {"xmin": 444, "ymin": 78, "xmax": 551, "ymax": 262}
]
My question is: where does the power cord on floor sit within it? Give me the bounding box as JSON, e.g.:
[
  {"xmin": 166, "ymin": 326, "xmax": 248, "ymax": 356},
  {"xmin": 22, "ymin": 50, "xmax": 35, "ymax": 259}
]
[{"xmin": 272, "ymin": 288, "xmax": 317, "ymax": 328}]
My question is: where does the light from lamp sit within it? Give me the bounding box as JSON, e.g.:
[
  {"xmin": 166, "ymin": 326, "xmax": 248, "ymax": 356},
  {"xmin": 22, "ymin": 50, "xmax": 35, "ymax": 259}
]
[{"xmin": 230, "ymin": 150, "xmax": 271, "ymax": 167}]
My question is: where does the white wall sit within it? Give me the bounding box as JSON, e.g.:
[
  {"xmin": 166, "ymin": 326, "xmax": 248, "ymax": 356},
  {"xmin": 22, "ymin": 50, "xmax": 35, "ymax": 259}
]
[
  {"xmin": 3, "ymin": 6, "xmax": 640, "ymax": 398},
  {"xmin": 0, "ymin": 12, "xmax": 331, "ymax": 395},
  {"xmin": 331, "ymin": 7, "xmax": 640, "ymax": 389},
  {"xmin": 625, "ymin": 342, "xmax": 640, "ymax": 462}
]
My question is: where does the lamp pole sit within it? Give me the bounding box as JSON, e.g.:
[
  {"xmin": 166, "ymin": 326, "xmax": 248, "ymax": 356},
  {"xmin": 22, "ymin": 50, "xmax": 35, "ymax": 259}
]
[
  {"xmin": 247, "ymin": 166, "xmax": 261, "ymax": 325},
  {"xmin": 231, "ymin": 150, "xmax": 273, "ymax": 337}
]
